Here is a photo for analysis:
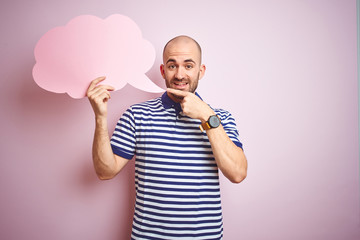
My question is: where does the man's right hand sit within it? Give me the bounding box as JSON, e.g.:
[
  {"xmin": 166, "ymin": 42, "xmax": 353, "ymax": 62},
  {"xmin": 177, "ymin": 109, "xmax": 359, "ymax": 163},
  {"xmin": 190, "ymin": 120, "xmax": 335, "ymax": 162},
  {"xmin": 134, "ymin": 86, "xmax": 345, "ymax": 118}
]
[{"xmin": 86, "ymin": 76, "xmax": 115, "ymax": 118}]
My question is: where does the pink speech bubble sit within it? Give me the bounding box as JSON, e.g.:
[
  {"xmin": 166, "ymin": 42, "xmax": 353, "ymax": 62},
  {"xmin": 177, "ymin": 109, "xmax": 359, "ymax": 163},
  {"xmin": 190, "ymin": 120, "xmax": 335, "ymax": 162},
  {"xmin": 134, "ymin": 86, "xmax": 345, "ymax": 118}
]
[{"xmin": 33, "ymin": 14, "xmax": 163, "ymax": 99}]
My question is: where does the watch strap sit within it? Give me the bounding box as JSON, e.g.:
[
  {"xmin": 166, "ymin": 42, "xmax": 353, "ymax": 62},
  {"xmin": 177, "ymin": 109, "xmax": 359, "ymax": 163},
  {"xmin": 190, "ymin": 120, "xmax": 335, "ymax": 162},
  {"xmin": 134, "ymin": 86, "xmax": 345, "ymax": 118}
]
[{"xmin": 199, "ymin": 121, "xmax": 211, "ymax": 132}]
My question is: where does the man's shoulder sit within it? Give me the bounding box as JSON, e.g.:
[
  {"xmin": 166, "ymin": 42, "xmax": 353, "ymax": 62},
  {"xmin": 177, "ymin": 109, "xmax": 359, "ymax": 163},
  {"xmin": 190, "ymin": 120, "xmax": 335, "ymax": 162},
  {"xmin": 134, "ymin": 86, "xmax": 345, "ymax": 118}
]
[
  {"xmin": 212, "ymin": 107, "xmax": 233, "ymax": 120},
  {"xmin": 213, "ymin": 107, "xmax": 230, "ymax": 114}
]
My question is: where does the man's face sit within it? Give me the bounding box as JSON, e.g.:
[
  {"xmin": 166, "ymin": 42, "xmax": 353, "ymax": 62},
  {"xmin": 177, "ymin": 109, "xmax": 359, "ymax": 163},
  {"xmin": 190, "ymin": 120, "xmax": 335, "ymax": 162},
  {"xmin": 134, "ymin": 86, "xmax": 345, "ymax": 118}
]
[{"xmin": 161, "ymin": 39, "xmax": 205, "ymax": 99}]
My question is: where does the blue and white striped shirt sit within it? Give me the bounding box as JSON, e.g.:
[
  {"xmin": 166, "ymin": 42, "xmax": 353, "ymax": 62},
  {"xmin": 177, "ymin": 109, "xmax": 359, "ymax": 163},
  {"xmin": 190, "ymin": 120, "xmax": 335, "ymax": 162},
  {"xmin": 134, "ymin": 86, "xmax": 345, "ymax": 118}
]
[{"xmin": 110, "ymin": 92, "xmax": 243, "ymax": 240}]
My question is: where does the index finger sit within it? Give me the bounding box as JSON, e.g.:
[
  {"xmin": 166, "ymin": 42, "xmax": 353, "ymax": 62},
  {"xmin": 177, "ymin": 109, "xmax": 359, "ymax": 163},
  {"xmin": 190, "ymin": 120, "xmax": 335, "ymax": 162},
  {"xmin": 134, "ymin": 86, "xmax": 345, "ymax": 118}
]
[
  {"xmin": 166, "ymin": 88, "xmax": 189, "ymax": 98},
  {"xmin": 88, "ymin": 76, "xmax": 106, "ymax": 90}
]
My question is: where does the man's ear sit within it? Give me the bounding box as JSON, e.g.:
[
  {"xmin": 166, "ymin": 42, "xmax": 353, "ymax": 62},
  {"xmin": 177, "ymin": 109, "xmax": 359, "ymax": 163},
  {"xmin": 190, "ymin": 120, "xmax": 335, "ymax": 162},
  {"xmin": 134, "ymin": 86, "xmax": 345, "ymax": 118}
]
[
  {"xmin": 160, "ymin": 64, "xmax": 165, "ymax": 79},
  {"xmin": 199, "ymin": 64, "xmax": 206, "ymax": 80}
]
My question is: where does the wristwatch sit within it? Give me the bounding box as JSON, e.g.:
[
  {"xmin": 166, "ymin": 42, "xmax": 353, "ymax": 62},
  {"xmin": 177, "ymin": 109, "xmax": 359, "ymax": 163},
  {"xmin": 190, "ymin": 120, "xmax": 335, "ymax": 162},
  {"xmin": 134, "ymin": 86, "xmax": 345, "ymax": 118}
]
[{"xmin": 199, "ymin": 115, "xmax": 221, "ymax": 132}]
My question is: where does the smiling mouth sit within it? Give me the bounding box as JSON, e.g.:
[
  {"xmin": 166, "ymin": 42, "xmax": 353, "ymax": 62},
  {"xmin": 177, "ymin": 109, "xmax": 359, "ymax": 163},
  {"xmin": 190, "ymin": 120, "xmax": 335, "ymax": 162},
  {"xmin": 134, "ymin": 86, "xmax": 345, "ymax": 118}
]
[{"xmin": 174, "ymin": 82, "xmax": 188, "ymax": 87}]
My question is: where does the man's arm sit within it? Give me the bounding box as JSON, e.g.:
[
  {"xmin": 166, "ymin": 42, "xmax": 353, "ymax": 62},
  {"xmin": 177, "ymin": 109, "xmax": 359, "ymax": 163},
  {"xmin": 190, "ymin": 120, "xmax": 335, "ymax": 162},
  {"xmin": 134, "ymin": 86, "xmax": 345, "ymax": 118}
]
[
  {"xmin": 87, "ymin": 77, "xmax": 129, "ymax": 180},
  {"xmin": 167, "ymin": 88, "xmax": 247, "ymax": 183},
  {"xmin": 205, "ymin": 124, "xmax": 247, "ymax": 183}
]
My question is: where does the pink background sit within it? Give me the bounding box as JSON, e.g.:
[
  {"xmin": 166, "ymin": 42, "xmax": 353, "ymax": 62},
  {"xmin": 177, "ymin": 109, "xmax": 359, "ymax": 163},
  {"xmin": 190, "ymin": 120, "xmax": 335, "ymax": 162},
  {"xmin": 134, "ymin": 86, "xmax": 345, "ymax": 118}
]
[{"xmin": 0, "ymin": 0, "xmax": 358, "ymax": 239}]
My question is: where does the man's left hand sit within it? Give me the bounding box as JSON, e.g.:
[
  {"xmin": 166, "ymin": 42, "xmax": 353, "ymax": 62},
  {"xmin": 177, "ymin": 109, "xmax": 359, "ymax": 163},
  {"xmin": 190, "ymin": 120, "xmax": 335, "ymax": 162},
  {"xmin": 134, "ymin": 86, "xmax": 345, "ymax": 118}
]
[{"xmin": 167, "ymin": 88, "xmax": 215, "ymax": 122}]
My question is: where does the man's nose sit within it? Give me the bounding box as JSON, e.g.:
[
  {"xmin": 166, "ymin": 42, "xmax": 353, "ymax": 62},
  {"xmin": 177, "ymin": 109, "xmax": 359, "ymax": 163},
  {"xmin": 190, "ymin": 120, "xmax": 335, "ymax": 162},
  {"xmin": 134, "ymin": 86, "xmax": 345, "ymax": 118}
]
[{"xmin": 175, "ymin": 66, "xmax": 185, "ymax": 80}]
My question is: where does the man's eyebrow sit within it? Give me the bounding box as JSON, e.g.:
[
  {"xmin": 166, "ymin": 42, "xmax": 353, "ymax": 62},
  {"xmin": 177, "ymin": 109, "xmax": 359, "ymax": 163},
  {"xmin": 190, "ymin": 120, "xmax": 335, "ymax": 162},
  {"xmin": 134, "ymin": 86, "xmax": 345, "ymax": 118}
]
[
  {"xmin": 184, "ymin": 59, "xmax": 196, "ymax": 64},
  {"xmin": 166, "ymin": 59, "xmax": 176, "ymax": 64}
]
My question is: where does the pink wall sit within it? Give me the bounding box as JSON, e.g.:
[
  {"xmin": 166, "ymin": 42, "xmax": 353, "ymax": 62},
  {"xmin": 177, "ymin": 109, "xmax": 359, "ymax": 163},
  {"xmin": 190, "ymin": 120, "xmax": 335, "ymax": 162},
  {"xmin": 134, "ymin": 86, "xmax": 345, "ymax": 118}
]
[{"xmin": 0, "ymin": 0, "xmax": 359, "ymax": 239}]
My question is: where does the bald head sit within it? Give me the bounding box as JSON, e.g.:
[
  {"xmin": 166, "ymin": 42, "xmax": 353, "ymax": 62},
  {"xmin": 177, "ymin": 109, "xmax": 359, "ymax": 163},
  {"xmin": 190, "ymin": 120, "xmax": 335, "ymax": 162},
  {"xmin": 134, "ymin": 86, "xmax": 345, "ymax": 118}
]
[{"xmin": 163, "ymin": 35, "xmax": 202, "ymax": 64}]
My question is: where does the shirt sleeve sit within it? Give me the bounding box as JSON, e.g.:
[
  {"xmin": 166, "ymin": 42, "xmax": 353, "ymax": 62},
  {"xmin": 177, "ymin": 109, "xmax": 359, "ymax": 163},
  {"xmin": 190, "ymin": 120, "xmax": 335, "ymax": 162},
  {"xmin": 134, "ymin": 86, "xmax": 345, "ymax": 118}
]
[
  {"xmin": 217, "ymin": 109, "xmax": 243, "ymax": 150},
  {"xmin": 110, "ymin": 107, "xmax": 136, "ymax": 160}
]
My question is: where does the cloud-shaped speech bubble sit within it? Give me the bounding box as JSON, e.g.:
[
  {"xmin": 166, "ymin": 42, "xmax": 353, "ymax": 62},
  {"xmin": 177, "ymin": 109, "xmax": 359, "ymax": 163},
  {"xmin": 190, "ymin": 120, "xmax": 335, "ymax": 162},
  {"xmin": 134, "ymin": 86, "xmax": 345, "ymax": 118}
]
[{"xmin": 33, "ymin": 14, "xmax": 163, "ymax": 98}]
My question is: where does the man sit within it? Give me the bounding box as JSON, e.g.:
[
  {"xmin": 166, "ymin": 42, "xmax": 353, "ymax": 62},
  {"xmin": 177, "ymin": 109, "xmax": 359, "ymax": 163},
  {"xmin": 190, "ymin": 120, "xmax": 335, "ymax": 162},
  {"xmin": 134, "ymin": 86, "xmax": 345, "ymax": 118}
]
[{"xmin": 87, "ymin": 35, "xmax": 247, "ymax": 240}]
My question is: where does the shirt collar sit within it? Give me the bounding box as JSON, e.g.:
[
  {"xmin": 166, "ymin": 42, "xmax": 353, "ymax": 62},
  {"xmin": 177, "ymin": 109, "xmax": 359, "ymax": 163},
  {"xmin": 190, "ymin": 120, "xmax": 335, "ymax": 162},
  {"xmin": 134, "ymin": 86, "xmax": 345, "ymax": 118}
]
[{"xmin": 161, "ymin": 91, "xmax": 203, "ymax": 115}]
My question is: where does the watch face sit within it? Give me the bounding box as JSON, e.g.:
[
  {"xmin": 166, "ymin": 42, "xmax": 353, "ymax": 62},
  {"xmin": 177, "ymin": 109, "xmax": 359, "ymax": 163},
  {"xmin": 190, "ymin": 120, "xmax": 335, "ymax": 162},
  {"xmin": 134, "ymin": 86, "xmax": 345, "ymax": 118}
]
[{"xmin": 209, "ymin": 115, "xmax": 220, "ymax": 128}]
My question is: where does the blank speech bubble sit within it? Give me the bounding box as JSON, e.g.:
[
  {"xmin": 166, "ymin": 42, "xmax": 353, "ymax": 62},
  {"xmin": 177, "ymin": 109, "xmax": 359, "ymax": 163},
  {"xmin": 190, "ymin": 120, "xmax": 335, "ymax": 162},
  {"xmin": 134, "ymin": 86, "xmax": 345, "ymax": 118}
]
[{"xmin": 32, "ymin": 14, "xmax": 164, "ymax": 99}]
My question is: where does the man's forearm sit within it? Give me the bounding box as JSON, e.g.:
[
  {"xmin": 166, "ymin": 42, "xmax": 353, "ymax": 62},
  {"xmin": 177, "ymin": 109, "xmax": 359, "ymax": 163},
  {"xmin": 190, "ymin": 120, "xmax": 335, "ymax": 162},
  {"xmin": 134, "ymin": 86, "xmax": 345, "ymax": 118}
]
[
  {"xmin": 92, "ymin": 116, "xmax": 119, "ymax": 180},
  {"xmin": 206, "ymin": 125, "xmax": 247, "ymax": 183}
]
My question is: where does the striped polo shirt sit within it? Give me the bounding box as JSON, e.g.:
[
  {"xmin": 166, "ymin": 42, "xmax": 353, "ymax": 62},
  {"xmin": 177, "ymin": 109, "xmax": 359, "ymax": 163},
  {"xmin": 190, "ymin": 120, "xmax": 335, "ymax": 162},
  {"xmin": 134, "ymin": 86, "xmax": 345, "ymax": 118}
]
[{"xmin": 110, "ymin": 92, "xmax": 243, "ymax": 240}]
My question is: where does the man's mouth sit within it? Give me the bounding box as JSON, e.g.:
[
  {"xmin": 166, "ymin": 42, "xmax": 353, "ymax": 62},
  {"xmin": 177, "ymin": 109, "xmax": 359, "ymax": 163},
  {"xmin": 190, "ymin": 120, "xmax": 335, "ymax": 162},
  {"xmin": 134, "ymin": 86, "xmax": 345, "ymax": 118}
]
[{"xmin": 173, "ymin": 82, "xmax": 188, "ymax": 89}]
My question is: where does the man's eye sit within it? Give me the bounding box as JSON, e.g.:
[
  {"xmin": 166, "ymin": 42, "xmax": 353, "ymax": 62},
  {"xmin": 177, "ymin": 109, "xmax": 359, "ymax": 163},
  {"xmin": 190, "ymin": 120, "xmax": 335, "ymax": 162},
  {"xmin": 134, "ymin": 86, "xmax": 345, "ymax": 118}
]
[
  {"xmin": 169, "ymin": 65, "xmax": 176, "ymax": 69},
  {"xmin": 186, "ymin": 65, "xmax": 193, "ymax": 69}
]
